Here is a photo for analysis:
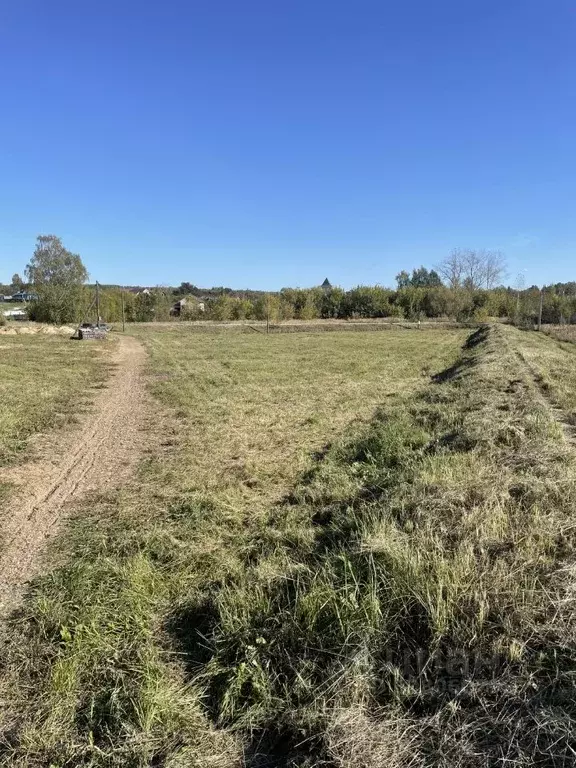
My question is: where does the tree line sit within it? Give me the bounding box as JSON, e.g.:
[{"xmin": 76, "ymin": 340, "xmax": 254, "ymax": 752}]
[{"xmin": 4, "ymin": 236, "xmax": 576, "ymax": 326}]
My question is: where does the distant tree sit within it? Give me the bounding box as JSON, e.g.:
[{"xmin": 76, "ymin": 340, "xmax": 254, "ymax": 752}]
[
  {"xmin": 395, "ymin": 270, "xmax": 411, "ymax": 289},
  {"xmin": 341, "ymin": 286, "xmax": 396, "ymax": 318},
  {"xmin": 26, "ymin": 235, "xmax": 88, "ymax": 287},
  {"xmin": 230, "ymin": 298, "xmax": 254, "ymax": 320},
  {"xmin": 251, "ymin": 293, "xmax": 292, "ymax": 323},
  {"xmin": 210, "ymin": 286, "xmax": 233, "ymax": 295},
  {"xmin": 132, "ymin": 288, "xmax": 172, "ymax": 321},
  {"xmin": 281, "ymin": 288, "xmax": 304, "ymax": 318},
  {"xmin": 437, "ymin": 249, "xmax": 465, "ymax": 289},
  {"xmin": 420, "ymin": 285, "xmax": 452, "ymax": 317},
  {"xmin": 396, "ymin": 286, "xmax": 425, "ymax": 319},
  {"xmin": 134, "ymin": 291, "xmax": 156, "ymax": 322},
  {"xmin": 174, "ymin": 281, "xmax": 198, "ymax": 296},
  {"xmin": 396, "ymin": 267, "xmax": 442, "ymax": 290},
  {"xmin": 11, "ymin": 273, "xmax": 24, "ymax": 292},
  {"xmin": 412, "ymin": 267, "xmax": 442, "ymax": 287},
  {"xmin": 437, "ymin": 249, "xmax": 506, "ymax": 290},
  {"xmin": 483, "ymin": 250, "xmax": 507, "ymax": 289},
  {"xmin": 25, "ymin": 235, "xmax": 89, "ymax": 324},
  {"xmin": 207, "ymin": 295, "xmax": 235, "ymax": 321},
  {"xmin": 316, "ymin": 286, "xmax": 344, "ymax": 319},
  {"xmin": 551, "ymin": 281, "xmax": 576, "ymax": 296}
]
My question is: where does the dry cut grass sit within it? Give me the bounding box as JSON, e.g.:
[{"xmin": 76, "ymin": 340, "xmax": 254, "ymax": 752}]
[
  {"xmin": 128, "ymin": 325, "xmax": 467, "ymax": 515},
  {"xmin": 2, "ymin": 325, "xmax": 576, "ymax": 767},
  {"xmin": 516, "ymin": 326, "xmax": 576, "ymax": 418}
]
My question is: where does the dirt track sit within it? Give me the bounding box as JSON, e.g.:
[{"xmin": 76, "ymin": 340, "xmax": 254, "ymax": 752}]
[{"xmin": 0, "ymin": 335, "xmax": 151, "ymax": 616}]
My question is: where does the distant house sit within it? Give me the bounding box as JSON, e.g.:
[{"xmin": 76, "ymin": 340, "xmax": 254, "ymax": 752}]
[
  {"xmin": 10, "ymin": 291, "xmax": 38, "ymax": 302},
  {"xmin": 321, "ymin": 278, "xmax": 332, "ymax": 292},
  {"xmin": 170, "ymin": 296, "xmax": 205, "ymax": 317}
]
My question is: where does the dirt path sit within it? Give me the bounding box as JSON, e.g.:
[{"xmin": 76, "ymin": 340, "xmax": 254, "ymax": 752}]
[{"xmin": 0, "ymin": 335, "xmax": 152, "ymax": 616}]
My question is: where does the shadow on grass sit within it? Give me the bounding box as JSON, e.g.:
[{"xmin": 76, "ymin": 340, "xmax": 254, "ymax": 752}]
[
  {"xmin": 164, "ymin": 597, "xmax": 219, "ymax": 678},
  {"xmin": 243, "ymin": 723, "xmax": 331, "ymax": 768},
  {"xmin": 431, "ymin": 325, "xmax": 488, "ymax": 384}
]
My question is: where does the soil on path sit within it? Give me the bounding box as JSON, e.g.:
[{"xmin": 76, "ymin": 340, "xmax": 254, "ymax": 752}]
[{"xmin": 0, "ymin": 335, "xmax": 152, "ymax": 616}]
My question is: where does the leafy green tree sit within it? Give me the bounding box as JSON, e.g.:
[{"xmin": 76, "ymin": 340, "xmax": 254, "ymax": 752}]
[
  {"xmin": 174, "ymin": 281, "xmax": 198, "ymax": 296},
  {"xmin": 395, "ymin": 270, "xmax": 411, "ymax": 289},
  {"xmin": 131, "ymin": 288, "xmax": 172, "ymax": 322},
  {"xmin": 180, "ymin": 301, "xmax": 204, "ymax": 320},
  {"xmin": 397, "ymin": 286, "xmax": 425, "ymax": 319},
  {"xmin": 251, "ymin": 294, "xmax": 292, "ymax": 322},
  {"xmin": 208, "ymin": 295, "xmax": 235, "ymax": 320},
  {"xmin": 252, "ymin": 296, "xmax": 267, "ymax": 321},
  {"xmin": 11, "ymin": 273, "xmax": 24, "ymax": 292},
  {"xmin": 134, "ymin": 291, "xmax": 156, "ymax": 321},
  {"xmin": 25, "ymin": 235, "xmax": 89, "ymax": 324},
  {"xmin": 410, "ymin": 266, "xmax": 443, "ymax": 288},
  {"xmin": 280, "ymin": 288, "xmax": 318, "ymax": 319},
  {"xmin": 446, "ymin": 288, "xmax": 476, "ymax": 321},
  {"xmin": 317, "ymin": 287, "xmax": 344, "ymax": 318},
  {"xmin": 420, "ymin": 285, "xmax": 452, "ymax": 317},
  {"xmin": 230, "ymin": 298, "xmax": 254, "ymax": 320},
  {"xmin": 396, "ymin": 267, "xmax": 442, "ymax": 289},
  {"xmin": 341, "ymin": 286, "xmax": 395, "ymax": 318},
  {"xmin": 26, "ymin": 235, "xmax": 88, "ymax": 286}
]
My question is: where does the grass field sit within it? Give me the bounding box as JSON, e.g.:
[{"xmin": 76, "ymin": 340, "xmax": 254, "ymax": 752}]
[
  {"xmin": 129, "ymin": 326, "xmax": 467, "ymax": 515},
  {"xmin": 0, "ymin": 302, "xmax": 24, "ymax": 315},
  {"xmin": 0, "ymin": 335, "xmax": 112, "ymax": 468},
  {"xmin": 2, "ymin": 324, "xmax": 576, "ymax": 767},
  {"xmin": 543, "ymin": 323, "xmax": 576, "ymax": 345},
  {"xmin": 515, "ymin": 327, "xmax": 576, "ymax": 418}
]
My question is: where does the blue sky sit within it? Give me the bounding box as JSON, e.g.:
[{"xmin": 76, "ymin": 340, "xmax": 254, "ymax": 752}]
[{"xmin": 1, "ymin": 0, "xmax": 575, "ymax": 289}]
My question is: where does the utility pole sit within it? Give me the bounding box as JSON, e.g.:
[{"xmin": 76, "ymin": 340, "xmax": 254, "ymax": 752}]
[
  {"xmin": 96, "ymin": 281, "xmax": 101, "ymax": 326},
  {"xmin": 121, "ymin": 291, "xmax": 126, "ymax": 332},
  {"xmin": 266, "ymin": 293, "xmax": 270, "ymax": 334},
  {"xmin": 515, "ymin": 271, "xmax": 526, "ymax": 325},
  {"xmin": 538, "ymin": 288, "xmax": 543, "ymax": 332}
]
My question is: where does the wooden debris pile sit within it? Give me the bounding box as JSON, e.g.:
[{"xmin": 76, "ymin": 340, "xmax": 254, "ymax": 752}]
[{"xmin": 77, "ymin": 326, "xmax": 108, "ymax": 340}]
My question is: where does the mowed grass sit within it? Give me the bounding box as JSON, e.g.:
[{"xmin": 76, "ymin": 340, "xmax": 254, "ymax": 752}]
[
  {"xmin": 130, "ymin": 326, "xmax": 468, "ymax": 514},
  {"xmin": 0, "ymin": 334, "xmax": 113, "ymax": 466},
  {"xmin": 515, "ymin": 326, "xmax": 576, "ymax": 417},
  {"xmin": 3, "ymin": 325, "xmax": 576, "ymax": 767}
]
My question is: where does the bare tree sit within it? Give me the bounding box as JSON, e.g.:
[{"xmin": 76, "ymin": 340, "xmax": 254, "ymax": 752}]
[
  {"xmin": 462, "ymin": 249, "xmax": 485, "ymax": 290},
  {"xmin": 483, "ymin": 249, "xmax": 507, "ymax": 289},
  {"xmin": 437, "ymin": 248, "xmax": 507, "ymax": 291},
  {"xmin": 437, "ymin": 249, "xmax": 465, "ymax": 289}
]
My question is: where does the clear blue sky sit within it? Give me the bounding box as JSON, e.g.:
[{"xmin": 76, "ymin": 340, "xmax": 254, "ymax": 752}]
[{"xmin": 1, "ymin": 0, "xmax": 575, "ymax": 289}]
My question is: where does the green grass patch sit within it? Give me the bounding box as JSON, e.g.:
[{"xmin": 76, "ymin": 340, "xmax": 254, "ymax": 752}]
[{"xmin": 0, "ymin": 335, "xmax": 113, "ymax": 465}]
